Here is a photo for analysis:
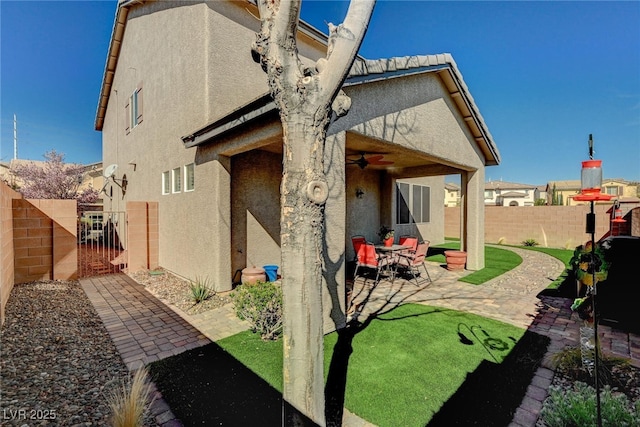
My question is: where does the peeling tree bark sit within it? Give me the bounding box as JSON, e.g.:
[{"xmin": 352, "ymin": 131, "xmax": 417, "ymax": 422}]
[{"xmin": 252, "ymin": 0, "xmax": 375, "ymax": 425}]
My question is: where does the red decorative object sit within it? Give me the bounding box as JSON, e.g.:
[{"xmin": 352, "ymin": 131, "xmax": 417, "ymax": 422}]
[
  {"xmin": 444, "ymin": 250, "xmax": 467, "ymax": 271},
  {"xmin": 383, "ymin": 237, "xmax": 394, "ymax": 247},
  {"xmin": 611, "ymin": 202, "xmax": 626, "ymax": 223},
  {"xmin": 574, "ymin": 193, "xmax": 613, "ymax": 202}
]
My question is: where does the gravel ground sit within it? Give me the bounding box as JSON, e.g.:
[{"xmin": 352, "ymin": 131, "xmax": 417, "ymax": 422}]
[
  {"xmin": 0, "ymin": 271, "xmax": 230, "ymax": 427},
  {"xmin": 127, "ymin": 268, "xmax": 233, "ymax": 314},
  {"xmin": 0, "ymin": 280, "xmax": 156, "ymax": 427}
]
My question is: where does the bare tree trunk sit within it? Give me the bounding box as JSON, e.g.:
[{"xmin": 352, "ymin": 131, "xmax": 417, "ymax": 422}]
[{"xmin": 253, "ymin": 1, "xmax": 375, "ymax": 424}]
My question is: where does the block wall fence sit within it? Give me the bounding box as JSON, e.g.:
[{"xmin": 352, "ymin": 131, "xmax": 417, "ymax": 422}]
[
  {"xmin": 1, "ymin": 181, "xmax": 159, "ymax": 325},
  {"xmin": 445, "ymin": 204, "xmax": 640, "ymax": 249},
  {"xmin": 1, "ymin": 183, "xmax": 19, "ymax": 325},
  {"xmin": 1, "ymin": 186, "xmax": 77, "ymax": 324},
  {"xmin": 127, "ymin": 201, "xmax": 159, "ymax": 273}
]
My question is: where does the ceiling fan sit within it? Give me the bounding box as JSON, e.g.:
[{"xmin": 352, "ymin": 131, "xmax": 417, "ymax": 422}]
[{"xmin": 347, "ymin": 152, "xmax": 394, "ymax": 170}]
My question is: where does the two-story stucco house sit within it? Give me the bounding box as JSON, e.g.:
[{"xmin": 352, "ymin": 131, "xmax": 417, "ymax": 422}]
[
  {"xmin": 484, "ymin": 180, "xmax": 537, "ymax": 206},
  {"xmin": 95, "ymin": 0, "xmax": 500, "ymax": 327},
  {"xmin": 546, "ymin": 179, "xmax": 639, "ymax": 206},
  {"xmin": 444, "ymin": 182, "xmax": 461, "ymax": 207}
]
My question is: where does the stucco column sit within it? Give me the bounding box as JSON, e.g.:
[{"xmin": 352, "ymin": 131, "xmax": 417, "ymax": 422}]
[
  {"xmin": 323, "ymin": 132, "xmax": 347, "ymax": 332},
  {"xmin": 212, "ymin": 155, "xmax": 232, "ymax": 292},
  {"xmin": 461, "ymin": 169, "xmax": 485, "ymax": 270}
]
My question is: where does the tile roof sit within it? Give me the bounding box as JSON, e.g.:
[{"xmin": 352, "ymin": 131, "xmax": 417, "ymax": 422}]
[{"xmin": 485, "ymin": 180, "xmax": 535, "ymax": 190}]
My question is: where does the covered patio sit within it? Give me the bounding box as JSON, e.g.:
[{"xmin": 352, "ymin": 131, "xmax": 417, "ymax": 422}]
[{"xmin": 182, "ymin": 54, "xmax": 500, "ymax": 330}]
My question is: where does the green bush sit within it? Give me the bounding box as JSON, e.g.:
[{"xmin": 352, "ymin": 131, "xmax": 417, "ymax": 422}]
[
  {"xmin": 189, "ymin": 276, "xmax": 212, "ymax": 304},
  {"xmin": 540, "ymin": 382, "xmax": 639, "ymax": 427},
  {"xmin": 522, "ymin": 238, "xmax": 539, "ymax": 247},
  {"xmin": 231, "ymin": 281, "xmax": 283, "ymax": 341}
]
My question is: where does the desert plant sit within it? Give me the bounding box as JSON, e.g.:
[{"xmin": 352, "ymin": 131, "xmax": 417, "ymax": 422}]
[
  {"xmin": 189, "ymin": 276, "xmax": 212, "ymax": 304},
  {"xmin": 551, "ymin": 346, "xmax": 631, "ymax": 387},
  {"xmin": 107, "ymin": 367, "xmax": 154, "ymax": 427},
  {"xmin": 540, "ymin": 382, "xmax": 639, "ymax": 427},
  {"xmin": 522, "ymin": 238, "xmax": 539, "ymax": 247},
  {"xmin": 231, "ymin": 280, "xmax": 283, "ymax": 340}
]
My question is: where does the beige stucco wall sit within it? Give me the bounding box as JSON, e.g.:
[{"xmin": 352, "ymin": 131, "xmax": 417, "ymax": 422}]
[
  {"xmin": 231, "ymin": 150, "xmax": 282, "ymax": 275},
  {"xmin": 100, "ymin": 1, "xmax": 329, "ymax": 289},
  {"xmin": 100, "ymin": 0, "xmax": 492, "ymax": 294},
  {"xmin": 334, "ymin": 73, "xmax": 486, "ymax": 172}
]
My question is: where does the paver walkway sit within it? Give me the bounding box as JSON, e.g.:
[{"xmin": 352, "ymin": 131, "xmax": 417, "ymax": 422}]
[
  {"xmin": 80, "ymin": 274, "xmax": 211, "ymax": 371},
  {"xmin": 81, "ymin": 247, "xmax": 640, "ymax": 427}
]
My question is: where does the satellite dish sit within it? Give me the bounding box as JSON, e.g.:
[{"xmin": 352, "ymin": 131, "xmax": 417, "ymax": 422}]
[{"xmin": 104, "ymin": 164, "xmax": 118, "ymax": 179}]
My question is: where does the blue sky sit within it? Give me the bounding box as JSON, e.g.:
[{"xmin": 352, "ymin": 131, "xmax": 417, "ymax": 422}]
[{"xmin": 2, "ymin": 0, "xmax": 639, "ymax": 186}]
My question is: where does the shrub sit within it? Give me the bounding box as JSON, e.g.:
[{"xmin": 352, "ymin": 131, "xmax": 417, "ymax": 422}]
[
  {"xmin": 189, "ymin": 276, "xmax": 212, "ymax": 304},
  {"xmin": 522, "ymin": 238, "xmax": 539, "ymax": 247},
  {"xmin": 231, "ymin": 281, "xmax": 283, "ymax": 340},
  {"xmin": 107, "ymin": 367, "xmax": 154, "ymax": 427},
  {"xmin": 540, "ymin": 382, "xmax": 639, "ymax": 427}
]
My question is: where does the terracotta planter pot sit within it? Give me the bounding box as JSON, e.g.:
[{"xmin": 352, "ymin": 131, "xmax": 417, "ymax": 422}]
[
  {"xmin": 241, "ymin": 267, "xmax": 266, "ymax": 284},
  {"xmin": 444, "ymin": 250, "xmax": 467, "ymax": 271},
  {"xmin": 383, "ymin": 237, "xmax": 394, "ymax": 247}
]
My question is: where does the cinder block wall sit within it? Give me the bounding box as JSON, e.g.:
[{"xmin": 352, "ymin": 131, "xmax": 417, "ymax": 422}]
[
  {"xmin": 12, "ymin": 199, "xmax": 53, "ymax": 283},
  {"xmin": 631, "ymin": 208, "xmax": 640, "ymax": 237},
  {"xmin": 1, "ymin": 183, "xmax": 20, "ymax": 325},
  {"xmin": 127, "ymin": 201, "xmax": 159, "ymax": 273},
  {"xmin": 12, "ymin": 199, "xmax": 77, "ymax": 284},
  {"xmin": 445, "ymin": 204, "xmax": 638, "ymax": 249},
  {"xmin": 32, "ymin": 199, "xmax": 78, "ymax": 280}
]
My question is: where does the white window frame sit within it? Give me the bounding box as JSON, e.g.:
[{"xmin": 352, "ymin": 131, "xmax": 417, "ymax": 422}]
[
  {"xmin": 184, "ymin": 163, "xmax": 195, "ymax": 192},
  {"xmin": 172, "ymin": 167, "xmax": 181, "ymax": 193},
  {"xmin": 162, "ymin": 171, "xmax": 170, "ymax": 195}
]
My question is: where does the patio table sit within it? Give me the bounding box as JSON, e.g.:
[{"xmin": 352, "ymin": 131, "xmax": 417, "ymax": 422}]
[{"xmin": 374, "ymin": 244, "xmax": 412, "ymax": 279}]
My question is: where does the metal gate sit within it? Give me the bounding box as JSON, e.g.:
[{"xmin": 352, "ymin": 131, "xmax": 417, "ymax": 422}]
[{"xmin": 77, "ymin": 210, "xmax": 127, "ymax": 277}]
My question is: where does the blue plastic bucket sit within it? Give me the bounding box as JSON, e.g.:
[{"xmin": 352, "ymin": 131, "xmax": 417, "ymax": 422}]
[{"xmin": 263, "ymin": 265, "xmax": 279, "ymax": 282}]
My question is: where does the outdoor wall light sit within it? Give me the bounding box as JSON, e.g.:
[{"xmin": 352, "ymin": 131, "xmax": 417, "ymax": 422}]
[{"xmin": 355, "ymin": 187, "xmax": 365, "ymax": 199}]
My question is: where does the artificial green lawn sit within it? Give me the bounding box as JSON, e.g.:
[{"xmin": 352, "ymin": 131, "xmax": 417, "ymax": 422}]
[
  {"xmin": 426, "ymin": 242, "xmax": 523, "ymax": 285},
  {"xmin": 217, "ymin": 303, "xmax": 528, "ymax": 427}
]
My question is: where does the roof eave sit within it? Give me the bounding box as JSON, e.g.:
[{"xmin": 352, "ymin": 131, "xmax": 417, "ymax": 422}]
[
  {"xmin": 345, "ymin": 54, "xmax": 500, "ymax": 166},
  {"xmin": 94, "ymin": 0, "xmax": 140, "ymax": 130}
]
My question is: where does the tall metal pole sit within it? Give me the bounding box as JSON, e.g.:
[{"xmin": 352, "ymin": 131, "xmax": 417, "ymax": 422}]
[
  {"xmin": 586, "ymin": 134, "xmax": 602, "ymax": 427},
  {"xmin": 13, "ymin": 114, "xmax": 18, "ymax": 160}
]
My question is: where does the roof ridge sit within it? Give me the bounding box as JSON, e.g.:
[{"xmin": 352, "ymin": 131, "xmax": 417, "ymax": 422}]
[{"xmin": 349, "ymin": 53, "xmax": 455, "ymax": 77}]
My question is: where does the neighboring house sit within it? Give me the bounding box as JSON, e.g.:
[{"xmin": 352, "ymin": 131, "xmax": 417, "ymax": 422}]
[
  {"xmin": 95, "ymin": 0, "xmax": 500, "ymax": 328},
  {"xmin": 444, "ymin": 182, "xmax": 460, "ymax": 207},
  {"xmin": 546, "ymin": 180, "xmax": 579, "ymax": 206},
  {"xmin": 536, "ymin": 185, "xmax": 547, "ymax": 205},
  {"xmin": 81, "ymin": 162, "xmax": 104, "ymax": 195},
  {"xmin": 546, "ymin": 179, "xmax": 639, "ymax": 206},
  {"xmin": 484, "ymin": 180, "xmax": 537, "ymax": 206},
  {"xmin": 600, "ymin": 178, "xmax": 640, "ymax": 202},
  {"xmin": 0, "ymin": 162, "xmax": 11, "ymax": 187}
]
